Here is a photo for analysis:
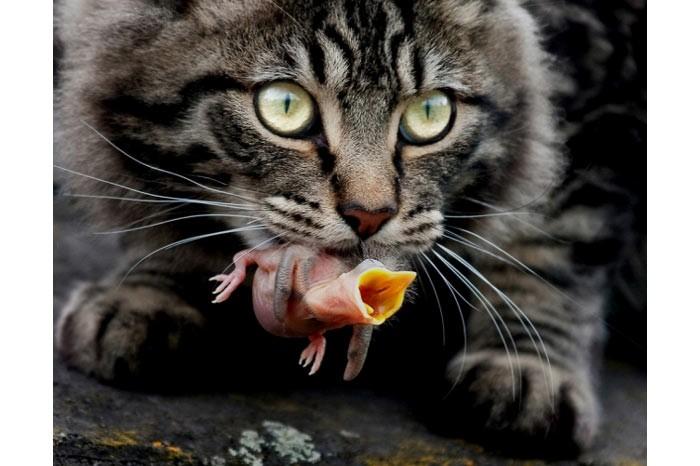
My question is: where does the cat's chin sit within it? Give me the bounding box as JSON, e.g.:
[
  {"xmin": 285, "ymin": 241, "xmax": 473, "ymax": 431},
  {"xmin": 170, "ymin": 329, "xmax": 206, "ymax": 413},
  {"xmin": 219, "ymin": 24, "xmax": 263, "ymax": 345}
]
[
  {"xmin": 322, "ymin": 243, "xmax": 417, "ymax": 273},
  {"xmin": 240, "ymin": 226, "xmax": 422, "ymax": 273}
]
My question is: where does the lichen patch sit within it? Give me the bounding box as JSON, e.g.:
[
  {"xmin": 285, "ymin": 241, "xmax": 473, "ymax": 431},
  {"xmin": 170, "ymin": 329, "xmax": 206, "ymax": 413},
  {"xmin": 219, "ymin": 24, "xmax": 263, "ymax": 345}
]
[
  {"xmin": 229, "ymin": 430, "xmax": 265, "ymax": 466},
  {"xmin": 262, "ymin": 420, "xmax": 322, "ymax": 464},
  {"xmin": 228, "ymin": 420, "xmax": 321, "ymax": 465}
]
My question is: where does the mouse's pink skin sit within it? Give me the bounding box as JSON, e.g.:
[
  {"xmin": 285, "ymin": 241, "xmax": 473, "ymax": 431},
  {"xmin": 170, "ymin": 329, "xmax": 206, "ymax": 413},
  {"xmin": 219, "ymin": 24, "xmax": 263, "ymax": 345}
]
[{"xmin": 210, "ymin": 245, "xmax": 415, "ymax": 380}]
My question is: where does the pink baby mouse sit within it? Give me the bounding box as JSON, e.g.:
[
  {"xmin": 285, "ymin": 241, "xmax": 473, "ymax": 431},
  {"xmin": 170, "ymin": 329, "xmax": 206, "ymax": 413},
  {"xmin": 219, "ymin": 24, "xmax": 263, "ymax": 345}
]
[{"xmin": 209, "ymin": 245, "xmax": 416, "ymax": 380}]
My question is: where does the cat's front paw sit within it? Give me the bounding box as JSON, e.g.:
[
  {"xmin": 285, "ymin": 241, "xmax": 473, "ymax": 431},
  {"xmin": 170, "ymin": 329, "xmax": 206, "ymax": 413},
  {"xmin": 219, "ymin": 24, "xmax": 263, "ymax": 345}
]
[
  {"xmin": 441, "ymin": 350, "xmax": 599, "ymax": 455},
  {"xmin": 56, "ymin": 282, "xmax": 206, "ymax": 386}
]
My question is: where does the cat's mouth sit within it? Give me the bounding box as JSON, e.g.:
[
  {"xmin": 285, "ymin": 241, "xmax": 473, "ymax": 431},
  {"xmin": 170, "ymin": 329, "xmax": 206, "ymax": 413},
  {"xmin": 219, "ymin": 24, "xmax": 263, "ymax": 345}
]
[
  {"xmin": 320, "ymin": 244, "xmax": 410, "ymax": 274},
  {"xmin": 240, "ymin": 222, "xmax": 421, "ymax": 274}
]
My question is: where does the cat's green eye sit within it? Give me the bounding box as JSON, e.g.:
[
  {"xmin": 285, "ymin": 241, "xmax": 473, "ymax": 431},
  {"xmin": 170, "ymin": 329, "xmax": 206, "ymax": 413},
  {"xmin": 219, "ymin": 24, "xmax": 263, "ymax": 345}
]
[
  {"xmin": 399, "ymin": 90, "xmax": 455, "ymax": 145},
  {"xmin": 254, "ymin": 81, "xmax": 317, "ymax": 138}
]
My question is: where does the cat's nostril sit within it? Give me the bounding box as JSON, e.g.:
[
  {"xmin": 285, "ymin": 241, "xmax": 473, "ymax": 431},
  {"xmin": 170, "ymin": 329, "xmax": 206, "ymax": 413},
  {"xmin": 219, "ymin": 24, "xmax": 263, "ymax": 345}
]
[{"xmin": 339, "ymin": 204, "xmax": 397, "ymax": 240}]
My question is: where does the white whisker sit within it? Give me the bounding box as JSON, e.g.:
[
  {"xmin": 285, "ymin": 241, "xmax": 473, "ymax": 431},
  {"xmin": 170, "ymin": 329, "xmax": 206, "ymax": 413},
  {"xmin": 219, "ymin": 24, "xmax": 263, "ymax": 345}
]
[
  {"xmin": 444, "ymin": 211, "xmax": 533, "ymax": 219},
  {"xmin": 220, "ymin": 234, "xmax": 285, "ymax": 275},
  {"xmin": 95, "ymin": 213, "xmax": 263, "ymax": 235},
  {"xmin": 81, "ymin": 120, "xmax": 261, "ymax": 204},
  {"xmin": 419, "ymin": 252, "xmax": 468, "ymax": 398},
  {"xmin": 466, "ymin": 182, "xmax": 556, "ymax": 214},
  {"xmin": 120, "ymin": 225, "xmax": 268, "ymax": 286},
  {"xmin": 190, "ymin": 174, "xmax": 229, "ymax": 186},
  {"xmin": 450, "ymin": 226, "xmax": 579, "ymax": 307},
  {"xmin": 55, "ymin": 167, "xmax": 258, "ymax": 210},
  {"xmin": 116, "ymin": 203, "xmax": 189, "ymax": 229},
  {"xmin": 431, "ymin": 249, "xmax": 520, "ymax": 400},
  {"xmin": 443, "ymin": 229, "xmax": 519, "ymax": 268},
  {"xmin": 462, "ymin": 196, "xmax": 562, "ymax": 241},
  {"xmin": 436, "ymin": 243, "xmax": 555, "ymax": 407},
  {"xmin": 414, "ymin": 256, "xmax": 447, "ymax": 347},
  {"xmin": 63, "ymin": 193, "xmax": 186, "ymax": 204},
  {"xmin": 261, "ymin": 0, "xmax": 303, "ymax": 29}
]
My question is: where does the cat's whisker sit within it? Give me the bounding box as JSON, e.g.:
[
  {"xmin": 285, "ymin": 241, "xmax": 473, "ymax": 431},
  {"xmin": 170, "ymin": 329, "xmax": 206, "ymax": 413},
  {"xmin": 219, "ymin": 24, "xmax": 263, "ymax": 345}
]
[
  {"xmin": 462, "ymin": 196, "xmax": 562, "ymax": 242},
  {"xmin": 80, "ymin": 120, "xmax": 262, "ymax": 204},
  {"xmin": 436, "ymin": 244, "xmax": 555, "ymax": 408},
  {"xmin": 55, "ymin": 167, "xmax": 259, "ymax": 210},
  {"xmin": 422, "ymin": 253, "xmax": 479, "ymax": 314},
  {"xmin": 414, "ymin": 255, "xmax": 447, "ymax": 348},
  {"xmin": 443, "ymin": 229, "xmax": 519, "ymax": 268},
  {"xmin": 444, "ymin": 211, "xmax": 534, "ymax": 219},
  {"xmin": 446, "ymin": 209, "xmax": 558, "ymax": 241},
  {"xmin": 118, "ymin": 203, "xmax": 189, "ymax": 229},
  {"xmin": 449, "ymin": 226, "xmax": 580, "ymax": 308},
  {"xmin": 64, "ymin": 192, "xmax": 259, "ymax": 211},
  {"xmin": 443, "ymin": 226, "xmax": 561, "ymax": 388},
  {"xmin": 465, "ymin": 178, "xmax": 559, "ymax": 214},
  {"xmin": 120, "ymin": 225, "xmax": 268, "ymax": 286},
  {"xmin": 94, "ymin": 213, "xmax": 264, "ymax": 235},
  {"xmin": 189, "ymin": 174, "xmax": 229, "ymax": 187},
  {"xmin": 260, "ymin": 0, "xmax": 303, "ymax": 29},
  {"xmin": 219, "ymin": 234, "xmax": 285, "ymax": 275},
  {"xmin": 63, "ymin": 193, "xmax": 184, "ymax": 204},
  {"xmin": 431, "ymin": 249, "xmax": 521, "ymax": 401},
  {"xmin": 125, "ymin": 202, "xmax": 188, "ymax": 224},
  {"xmin": 419, "ymin": 251, "xmax": 469, "ymax": 397},
  {"xmin": 444, "ymin": 225, "xmax": 583, "ymax": 395},
  {"xmin": 56, "ymin": 165, "xmax": 186, "ymax": 201}
]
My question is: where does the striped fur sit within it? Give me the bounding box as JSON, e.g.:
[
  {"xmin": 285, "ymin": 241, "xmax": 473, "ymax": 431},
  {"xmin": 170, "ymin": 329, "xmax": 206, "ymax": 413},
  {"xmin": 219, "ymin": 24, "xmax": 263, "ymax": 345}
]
[{"xmin": 54, "ymin": 0, "xmax": 644, "ymax": 454}]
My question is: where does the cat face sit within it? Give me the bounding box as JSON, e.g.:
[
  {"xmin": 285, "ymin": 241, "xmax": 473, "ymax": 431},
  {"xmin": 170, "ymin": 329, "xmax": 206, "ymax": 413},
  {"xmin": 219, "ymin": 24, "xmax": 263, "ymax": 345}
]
[{"xmin": 60, "ymin": 0, "xmax": 560, "ymax": 267}]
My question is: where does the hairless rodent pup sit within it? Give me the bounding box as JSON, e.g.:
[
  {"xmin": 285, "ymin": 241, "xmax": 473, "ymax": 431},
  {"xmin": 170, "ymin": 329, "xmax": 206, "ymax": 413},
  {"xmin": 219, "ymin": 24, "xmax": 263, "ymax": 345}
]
[{"xmin": 210, "ymin": 245, "xmax": 416, "ymax": 380}]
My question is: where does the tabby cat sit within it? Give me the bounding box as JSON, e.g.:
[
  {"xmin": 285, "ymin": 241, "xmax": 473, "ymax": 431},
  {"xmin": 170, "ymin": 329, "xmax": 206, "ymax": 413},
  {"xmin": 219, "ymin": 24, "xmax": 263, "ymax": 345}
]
[{"xmin": 54, "ymin": 0, "xmax": 644, "ymax": 454}]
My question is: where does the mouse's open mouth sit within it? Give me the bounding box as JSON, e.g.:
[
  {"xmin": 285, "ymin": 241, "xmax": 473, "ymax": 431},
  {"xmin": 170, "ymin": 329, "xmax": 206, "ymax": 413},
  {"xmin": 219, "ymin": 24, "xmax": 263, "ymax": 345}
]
[
  {"xmin": 300, "ymin": 258, "xmax": 416, "ymax": 326},
  {"xmin": 356, "ymin": 267, "xmax": 416, "ymax": 324}
]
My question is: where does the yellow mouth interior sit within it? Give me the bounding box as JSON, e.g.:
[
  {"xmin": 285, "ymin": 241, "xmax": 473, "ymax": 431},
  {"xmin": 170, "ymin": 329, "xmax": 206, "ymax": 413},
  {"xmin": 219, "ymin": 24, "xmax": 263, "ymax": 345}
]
[{"xmin": 357, "ymin": 268, "xmax": 417, "ymax": 324}]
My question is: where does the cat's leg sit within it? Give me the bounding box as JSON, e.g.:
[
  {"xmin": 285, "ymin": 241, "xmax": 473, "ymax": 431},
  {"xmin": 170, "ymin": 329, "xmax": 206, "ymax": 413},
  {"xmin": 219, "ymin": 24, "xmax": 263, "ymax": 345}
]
[
  {"xmin": 55, "ymin": 247, "xmax": 231, "ymax": 386},
  {"xmin": 441, "ymin": 233, "xmax": 606, "ymax": 453}
]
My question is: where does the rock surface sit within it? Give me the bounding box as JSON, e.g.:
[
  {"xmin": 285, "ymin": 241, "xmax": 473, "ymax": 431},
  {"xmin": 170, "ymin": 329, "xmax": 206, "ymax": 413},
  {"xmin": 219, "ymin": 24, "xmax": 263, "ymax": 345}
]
[{"xmin": 54, "ymin": 359, "xmax": 646, "ymax": 465}]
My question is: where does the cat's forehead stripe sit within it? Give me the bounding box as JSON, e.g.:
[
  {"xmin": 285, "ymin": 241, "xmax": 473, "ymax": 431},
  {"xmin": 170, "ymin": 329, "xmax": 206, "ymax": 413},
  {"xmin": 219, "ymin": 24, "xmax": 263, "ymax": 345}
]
[
  {"xmin": 296, "ymin": 0, "xmax": 424, "ymax": 95},
  {"xmin": 317, "ymin": 31, "xmax": 351, "ymax": 89}
]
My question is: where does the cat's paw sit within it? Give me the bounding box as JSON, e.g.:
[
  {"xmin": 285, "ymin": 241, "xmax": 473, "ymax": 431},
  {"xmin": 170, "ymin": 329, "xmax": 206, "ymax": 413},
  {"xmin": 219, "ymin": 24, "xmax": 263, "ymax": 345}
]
[
  {"xmin": 441, "ymin": 350, "xmax": 599, "ymax": 455},
  {"xmin": 56, "ymin": 282, "xmax": 206, "ymax": 386}
]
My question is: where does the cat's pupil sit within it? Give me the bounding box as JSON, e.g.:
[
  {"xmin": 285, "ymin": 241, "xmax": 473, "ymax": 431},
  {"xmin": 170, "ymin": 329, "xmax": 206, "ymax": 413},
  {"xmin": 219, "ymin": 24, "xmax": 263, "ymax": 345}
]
[
  {"xmin": 424, "ymin": 100, "xmax": 431, "ymax": 120},
  {"xmin": 284, "ymin": 93, "xmax": 292, "ymax": 114}
]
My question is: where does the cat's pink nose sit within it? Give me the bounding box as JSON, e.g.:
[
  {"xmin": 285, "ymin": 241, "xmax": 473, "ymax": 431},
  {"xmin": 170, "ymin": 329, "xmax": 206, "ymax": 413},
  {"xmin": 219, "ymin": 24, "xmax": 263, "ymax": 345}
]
[{"xmin": 339, "ymin": 204, "xmax": 397, "ymax": 240}]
